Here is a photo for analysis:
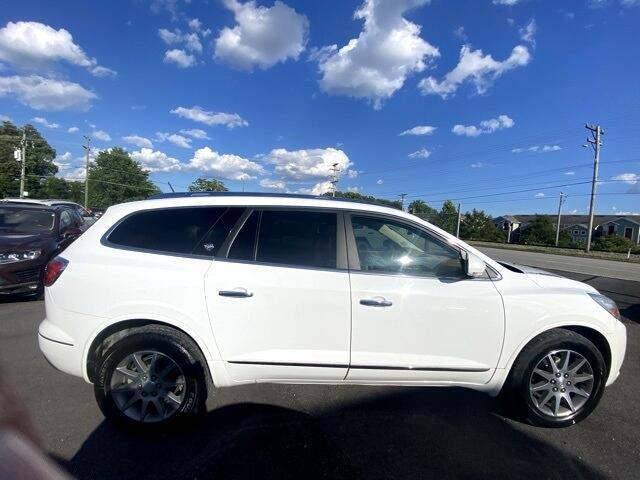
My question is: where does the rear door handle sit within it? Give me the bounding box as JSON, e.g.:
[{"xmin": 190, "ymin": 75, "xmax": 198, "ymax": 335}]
[
  {"xmin": 360, "ymin": 297, "xmax": 392, "ymax": 307},
  {"xmin": 219, "ymin": 288, "xmax": 253, "ymax": 298}
]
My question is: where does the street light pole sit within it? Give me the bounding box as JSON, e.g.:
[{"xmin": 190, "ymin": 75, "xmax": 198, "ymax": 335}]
[
  {"xmin": 83, "ymin": 135, "xmax": 91, "ymax": 209},
  {"xmin": 555, "ymin": 192, "xmax": 565, "ymax": 247},
  {"xmin": 19, "ymin": 130, "xmax": 26, "ymax": 198}
]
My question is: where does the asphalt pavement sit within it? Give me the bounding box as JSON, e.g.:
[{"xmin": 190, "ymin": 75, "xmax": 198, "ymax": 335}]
[
  {"xmin": 0, "ymin": 269, "xmax": 638, "ymax": 480},
  {"xmin": 478, "ymin": 246, "xmax": 640, "ymax": 282}
]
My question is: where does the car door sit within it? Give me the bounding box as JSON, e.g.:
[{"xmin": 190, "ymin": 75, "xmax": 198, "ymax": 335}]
[
  {"xmin": 345, "ymin": 212, "xmax": 504, "ymax": 384},
  {"xmin": 204, "ymin": 208, "xmax": 351, "ymax": 382}
]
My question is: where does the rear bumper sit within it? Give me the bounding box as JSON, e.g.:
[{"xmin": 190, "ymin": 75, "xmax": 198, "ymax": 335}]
[{"xmin": 38, "ymin": 319, "xmax": 84, "ymax": 379}]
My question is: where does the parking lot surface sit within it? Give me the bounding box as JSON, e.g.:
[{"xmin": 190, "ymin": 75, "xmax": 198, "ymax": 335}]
[{"xmin": 0, "ymin": 269, "xmax": 638, "ymax": 480}]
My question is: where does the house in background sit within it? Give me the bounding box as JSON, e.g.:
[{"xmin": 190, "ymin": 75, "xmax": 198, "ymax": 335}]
[
  {"xmin": 563, "ymin": 224, "xmax": 589, "ymax": 244},
  {"xmin": 493, "ymin": 214, "xmax": 640, "ymax": 244}
]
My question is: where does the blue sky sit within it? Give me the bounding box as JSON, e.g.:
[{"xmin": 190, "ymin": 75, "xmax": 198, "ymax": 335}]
[{"xmin": 1, "ymin": 0, "xmax": 639, "ymax": 215}]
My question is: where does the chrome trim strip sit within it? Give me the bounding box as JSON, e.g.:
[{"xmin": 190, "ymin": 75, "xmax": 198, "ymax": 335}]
[{"xmin": 227, "ymin": 360, "xmax": 489, "ymax": 373}]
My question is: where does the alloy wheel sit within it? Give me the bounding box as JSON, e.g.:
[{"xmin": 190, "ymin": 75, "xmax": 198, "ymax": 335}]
[
  {"xmin": 529, "ymin": 349, "xmax": 594, "ymax": 418},
  {"xmin": 109, "ymin": 350, "xmax": 186, "ymax": 423}
]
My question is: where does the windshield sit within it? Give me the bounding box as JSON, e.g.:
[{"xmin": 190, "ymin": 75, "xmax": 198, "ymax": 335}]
[{"xmin": 0, "ymin": 208, "xmax": 56, "ymax": 234}]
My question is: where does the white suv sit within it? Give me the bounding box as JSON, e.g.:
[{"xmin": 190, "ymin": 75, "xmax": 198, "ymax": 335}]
[{"xmin": 38, "ymin": 193, "xmax": 627, "ymax": 428}]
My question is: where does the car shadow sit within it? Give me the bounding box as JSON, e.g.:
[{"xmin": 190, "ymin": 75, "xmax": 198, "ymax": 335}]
[{"xmin": 59, "ymin": 388, "xmax": 607, "ymax": 480}]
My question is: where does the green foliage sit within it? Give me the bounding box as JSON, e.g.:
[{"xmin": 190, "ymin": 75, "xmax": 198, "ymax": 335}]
[
  {"xmin": 459, "ymin": 209, "xmax": 505, "ymax": 242},
  {"xmin": 326, "ymin": 191, "xmax": 402, "ymax": 209},
  {"xmin": 521, "ymin": 215, "xmax": 558, "ymax": 246},
  {"xmin": 87, "ymin": 147, "xmax": 158, "ymax": 208},
  {"xmin": 431, "ymin": 200, "xmax": 458, "ymax": 234},
  {"xmin": 408, "ymin": 199, "xmax": 438, "ymax": 216},
  {"xmin": 188, "ymin": 177, "xmax": 228, "ymax": 192},
  {"xmin": 0, "ymin": 121, "xmax": 57, "ymax": 198},
  {"xmin": 592, "ymin": 235, "xmax": 640, "ymax": 254},
  {"xmin": 39, "ymin": 176, "xmax": 84, "ymax": 204}
]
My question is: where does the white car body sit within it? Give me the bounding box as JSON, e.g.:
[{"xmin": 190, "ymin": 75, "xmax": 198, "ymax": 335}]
[{"xmin": 38, "ymin": 194, "xmax": 627, "ymax": 397}]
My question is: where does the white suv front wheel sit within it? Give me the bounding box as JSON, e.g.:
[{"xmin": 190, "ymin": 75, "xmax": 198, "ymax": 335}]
[{"xmin": 94, "ymin": 325, "xmax": 207, "ymax": 427}]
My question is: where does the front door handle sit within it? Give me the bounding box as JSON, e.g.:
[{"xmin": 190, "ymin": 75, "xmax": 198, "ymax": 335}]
[
  {"xmin": 219, "ymin": 288, "xmax": 253, "ymax": 298},
  {"xmin": 360, "ymin": 297, "xmax": 392, "ymax": 307}
]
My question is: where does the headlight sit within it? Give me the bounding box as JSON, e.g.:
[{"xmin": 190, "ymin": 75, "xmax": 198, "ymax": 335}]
[
  {"xmin": 588, "ymin": 293, "xmax": 621, "ymax": 320},
  {"xmin": 0, "ymin": 250, "xmax": 42, "ymax": 264}
]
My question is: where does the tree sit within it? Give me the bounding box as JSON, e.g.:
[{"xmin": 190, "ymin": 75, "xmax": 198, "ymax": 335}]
[
  {"xmin": 188, "ymin": 177, "xmax": 228, "ymax": 192},
  {"xmin": 408, "ymin": 199, "xmax": 438, "ymax": 219},
  {"xmin": 520, "ymin": 215, "xmax": 557, "ymax": 246},
  {"xmin": 0, "ymin": 121, "xmax": 57, "ymax": 198},
  {"xmin": 432, "ymin": 200, "xmax": 458, "ymax": 234},
  {"xmin": 325, "ymin": 191, "xmax": 402, "ymax": 209},
  {"xmin": 87, "ymin": 147, "xmax": 158, "ymax": 208},
  {"xmin": 459, "ymin": 209, "xmax": 505, "ymax": 242},
  {"xmin": 39, "ymin": 176, "xmax": 85, "ymax": 204}
]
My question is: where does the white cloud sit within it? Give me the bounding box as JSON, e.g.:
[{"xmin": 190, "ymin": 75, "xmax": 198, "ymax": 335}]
[
  {"xmin": 519, "ymin": 19, "xmax": 536, "ymax": 45},
  {"xmin": 263, "ymin": 147, "xmax": 352, "ymax": 182},
  {"xmin": 180, "ymin": 128, "xmax": 209, "ymax": 139},
  {"xmin": 564, "ymin": 171, "xmax": 575, "ymax": 176},
  {"xmin": 215, "ymin": 0, "xmax": 309, "ymax": 70},
  {"xmin": 259, "ymin": 178, "xmax": 286, "ymax": 190},
  {"xmin": 622, "ymin": 0, "xmax": 640, "ymax": 6},
  {"xmin": 376, "ymin": 179, "xmax": 383, "ymax": 184},
  {"xmin": 298, "ymin": 180, "xmax": 334, "ymax": 196},
  {"xmin": 0, "ymin": 21, "xmax": 116, "ymax": 77},
  {"xmin": 164, "ymin": 49, "xmax": 196, "ymax": 68},
  {"xmin": 92, "ymin": 130, "xmax": 111, "ymax": 141},
  {"xmin": 54, "ymin": 151, "xmax": 72, "ymax": 165},
  {"xmin": 471, "ymin": 162, "xmax": 485, "ymax": 168},
  {"xmin": 493, "ymin": 0, "xmax": 521, "ymax": 5},
  {"xmin": 512, "ymin": 144, "xmax": 562, "ymax": 153},
  {"xmin": 171, "ymin": 105, "xmax": 248, "ymax": 128},
  {"xmin": 400, "ymin": 125, "xmax": 436, "ymax": 136},
  {"xmin": 131, "ymin": 148, "xmax": 181, "ymax": 172},
  {"xmin": 0, "ymin": 75, "xmax": 96, "ymax": 110},
  {"xmin": 185, "ymin": 146, "xmax": 265, "ymax": 180},
  {"xmin": 534, "ymin": 192, "xmax": 545, "ymax": 198},
  {"xmin": 123, "ymin": 134, "xmax": 153, "ymax": 149},
  {"xmin": 408, "ymin": 148, "xmax": 431, "ymax": 159},
  {"xmin": 159, "ymin": 28, "xmax": 202, "ymax": 53},
  {"xmin": 612, "ymin": 173, "xmax": 639, "ymax": 184},
  {"xmin": 452, "ymin": 114, "xmax": 514, "ymax": 137},
  {"xmin": 156, "ymin": 132, "xmax": 192, "ymax": 148},
  {"xmin": 314, "ymin": 0, "xmax": 439, "ymax": 109},
  {"xmin": 89, "ymin": 65, "xmax": 118, "ymax": 78},
  {"xmin": 67, "ymin": 126, "xmax": 79, "ymax": 133},
  {"xmin": 453, "ymin": 26, "xmax": 467, "ymax": 40},
  {"xmin": 348, "ymin": 169, "xmax": 360, "ymax": 178},
  {"xmin": 419, "ymin": 44, "xmax": 530, "ymax": 98},
  {"xmin": 31, "ymin": 116, "xmax": 59, "ymax": 128},
  {"xmin": 0, "ymin": 114, "xmax": 11, "ymax": 122}
]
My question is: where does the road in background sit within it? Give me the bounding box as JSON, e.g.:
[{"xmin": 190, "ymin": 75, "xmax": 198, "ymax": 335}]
[
  {"xmin": 0, "ymin": 270, "xmax": 638, "ymax": 480},
  {"xmin": 478, "ymin": 246, "xmax": 640, "ymax": 282}
]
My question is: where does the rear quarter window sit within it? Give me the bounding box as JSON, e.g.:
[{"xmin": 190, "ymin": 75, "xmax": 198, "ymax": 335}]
[{"xmin": 106, "ymin": 207, "xmax": 243, "ymax": 256}]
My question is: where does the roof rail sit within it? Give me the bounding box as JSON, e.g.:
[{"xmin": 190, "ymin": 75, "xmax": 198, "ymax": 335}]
[{"xmin": 146, "ymin": 191, "xmax": 385, "ymax": 206}]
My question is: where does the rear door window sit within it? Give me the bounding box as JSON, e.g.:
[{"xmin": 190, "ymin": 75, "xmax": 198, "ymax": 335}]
[{"xmin": 108, "ymin": 207, "xmax": 243, "ymax": 256}]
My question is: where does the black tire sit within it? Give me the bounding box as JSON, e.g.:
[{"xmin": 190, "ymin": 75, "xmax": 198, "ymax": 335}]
[
  {"xmin": 94, "ymin": 325, "xmax": 208, "ymax": 428},
  {"xmin": 505, "ymin": 328, "xmax": 607, "ymax": 428}
]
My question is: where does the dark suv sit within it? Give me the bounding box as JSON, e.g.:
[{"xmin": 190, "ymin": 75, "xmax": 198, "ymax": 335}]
[{"xmin": 0, "ymin": 204, "xmax": 83, "ymax": 296}]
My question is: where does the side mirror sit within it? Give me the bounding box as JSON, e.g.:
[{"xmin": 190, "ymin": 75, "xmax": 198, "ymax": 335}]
[
  {"xmin": 461, "ymin": 251, "xmax": 487, "ymax": 278},
  {"xmin": 63, "ymin": 226, "xmax": 82, "ymax": 239}
]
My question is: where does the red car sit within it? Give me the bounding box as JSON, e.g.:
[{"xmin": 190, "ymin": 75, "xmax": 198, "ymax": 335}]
[{"xmin": 0, "ymin": 203, "xmax": 83, "ymax": 297}]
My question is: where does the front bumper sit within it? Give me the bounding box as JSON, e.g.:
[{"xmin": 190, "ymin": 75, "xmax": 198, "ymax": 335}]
[
  {"xmin": 0, "ymin": 260, "xmax": 44, "ymax": 294},
  {"xmin": 606, "ymin": 319, "xmax": 627, "ymax": 387}
]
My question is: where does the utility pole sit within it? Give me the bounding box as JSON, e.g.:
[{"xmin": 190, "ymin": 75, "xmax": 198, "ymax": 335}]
[
  {"xmin": 399, "ymin": 193, "xmax": 407, "ymax": 211},
  {"xmin": 19, "ymin": 129, "xmax": 26, "ymax": 198},
  {"xmin": 584, "ymin": 124, "xmax": 603, "ymax": 253},
  {"xmin": 329, "ymin": 162, "xmax": 340, "ymax": 197},
  {"xmin": 167, "ymin": 182, "xmax": 175, "ymax": 193},
  {"xmin": 555, "ymin": 192, "xmax": 566, "ymax": 247},
  {"xmin": 83, "ymin": 135, "xmax": 91, "ymax": 208},
  {"xmin": 455, "ymin": 203, "xmax": 462, "ymax": 238}
]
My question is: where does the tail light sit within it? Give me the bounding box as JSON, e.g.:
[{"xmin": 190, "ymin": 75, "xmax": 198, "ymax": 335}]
[{"xmin": 44, "ymin": 257, "xmax": 68, "ymax": 287}]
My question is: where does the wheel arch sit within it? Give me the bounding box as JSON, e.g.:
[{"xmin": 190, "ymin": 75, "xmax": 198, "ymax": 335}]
[
  {"xmin": 86, "ymin": 319, "xmax": 215, "ymax": 386},
  {"xmin": 492, "ymin": 323, "xmax": 613, "ymax": 395}
]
